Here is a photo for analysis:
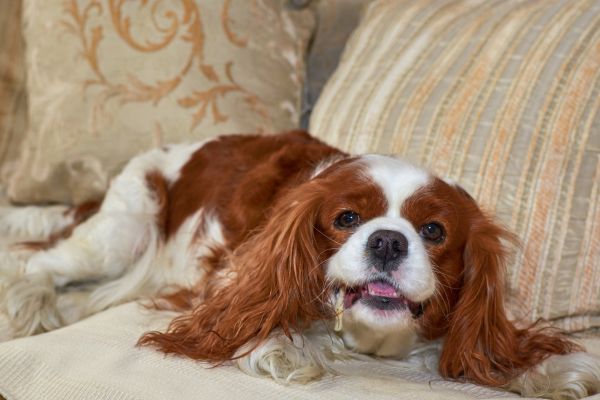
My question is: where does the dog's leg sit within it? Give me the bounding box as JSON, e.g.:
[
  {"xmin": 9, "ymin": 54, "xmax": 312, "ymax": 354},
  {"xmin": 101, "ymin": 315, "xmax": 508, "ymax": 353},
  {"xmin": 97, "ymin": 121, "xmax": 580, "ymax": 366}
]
[
  {"xmin": 0, "ymin": 204, "xmax": 73, "ymax": 239},
  {"xmin": 1, "ymin": 143, "xmax": 202, "ymax": 339}
]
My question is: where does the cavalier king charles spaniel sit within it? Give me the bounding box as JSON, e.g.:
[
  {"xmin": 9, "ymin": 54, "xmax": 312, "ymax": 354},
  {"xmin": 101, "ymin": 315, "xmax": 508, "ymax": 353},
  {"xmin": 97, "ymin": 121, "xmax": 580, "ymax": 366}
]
[{"xmin": 1, "ymin": 131, "xmax": 599, "ymax": 399}]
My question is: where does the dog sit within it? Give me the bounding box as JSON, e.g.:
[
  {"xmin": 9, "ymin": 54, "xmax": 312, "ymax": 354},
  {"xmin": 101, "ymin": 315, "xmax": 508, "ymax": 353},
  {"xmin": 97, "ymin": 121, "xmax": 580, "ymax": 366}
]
[{"xmin": 1, "ymin": 131, "xmax": 599, "ymax": 398}]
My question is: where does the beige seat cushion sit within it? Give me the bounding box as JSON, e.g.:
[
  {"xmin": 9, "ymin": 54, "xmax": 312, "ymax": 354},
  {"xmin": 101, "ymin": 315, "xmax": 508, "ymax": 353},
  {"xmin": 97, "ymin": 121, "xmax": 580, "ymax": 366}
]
[
  {"xmin": 0, "ymin": 302, "xmax": 522, "ymax": 400},
  {"xmin": 9, "ymin": 0, "xmax": 315, "ymax": 204},
  {"xmin": 310, "ymin": 0, "xmax": 600, "ymax": 331}
]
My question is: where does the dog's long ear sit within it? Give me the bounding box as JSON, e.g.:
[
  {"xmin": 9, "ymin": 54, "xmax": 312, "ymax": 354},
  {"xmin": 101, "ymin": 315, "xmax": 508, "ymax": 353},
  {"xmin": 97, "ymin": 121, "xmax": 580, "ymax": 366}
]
[
  {"xmin": 138, "ymin": 184, "xmax": 333, "ymax": 362},
  {"xmin": 438, "ymin": 212, "xmax": 579, "ymax": 387}
]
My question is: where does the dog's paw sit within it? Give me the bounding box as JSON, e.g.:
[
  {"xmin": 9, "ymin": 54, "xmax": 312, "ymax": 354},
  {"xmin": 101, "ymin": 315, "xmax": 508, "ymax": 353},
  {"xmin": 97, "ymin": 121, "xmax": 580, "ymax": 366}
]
[
  {"xmin": 235, "ymin": 333, "xmax": 328, "ymax": 384},
  {"xmin": 0, "ymin": 272, "xmax": 63, "ymax": 338},
  {"xmin": 510, "ymin": 352, "xmax": 600, "ymax": 399},
  {"xmin": 0, "ymin": 310, "xmax": 16, "ymax": 342}
]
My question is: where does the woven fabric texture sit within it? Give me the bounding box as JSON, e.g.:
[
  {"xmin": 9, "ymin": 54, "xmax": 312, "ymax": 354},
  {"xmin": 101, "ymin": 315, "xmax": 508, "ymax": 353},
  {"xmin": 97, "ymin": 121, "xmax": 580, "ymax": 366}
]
[{"xmin": 0, "ymin": 302, "xmax": 521, "ymax": 400}]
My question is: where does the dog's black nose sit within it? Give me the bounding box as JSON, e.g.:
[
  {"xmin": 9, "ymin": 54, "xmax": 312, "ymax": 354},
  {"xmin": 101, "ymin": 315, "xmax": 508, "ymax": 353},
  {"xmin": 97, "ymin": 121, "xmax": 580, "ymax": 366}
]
[{"xmin": 367, "ymin": 230, "xmax": 408, "ymax": 272}]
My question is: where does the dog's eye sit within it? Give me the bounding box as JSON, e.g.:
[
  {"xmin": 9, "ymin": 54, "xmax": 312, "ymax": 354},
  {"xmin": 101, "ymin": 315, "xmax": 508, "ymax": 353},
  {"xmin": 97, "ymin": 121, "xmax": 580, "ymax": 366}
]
[
  {"xmin": 334, "ymin": 211, "xmax": 360, "ymax": 229},
  {"xmin": 420, "ymin": 222, "xmax": 445, "ymax": 243}
]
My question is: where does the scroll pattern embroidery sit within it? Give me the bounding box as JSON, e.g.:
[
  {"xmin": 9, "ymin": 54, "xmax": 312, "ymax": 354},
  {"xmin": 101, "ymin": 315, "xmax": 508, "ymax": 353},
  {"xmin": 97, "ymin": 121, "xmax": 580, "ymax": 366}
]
[{"xmin": 60, "ymin": 0, "xmax": 270, "ymax": 132}]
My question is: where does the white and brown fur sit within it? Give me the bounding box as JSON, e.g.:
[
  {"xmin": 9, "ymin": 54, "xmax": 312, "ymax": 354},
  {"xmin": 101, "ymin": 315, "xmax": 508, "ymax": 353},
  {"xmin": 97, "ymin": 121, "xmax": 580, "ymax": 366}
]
[{"xmin": 0, "ymin": 131, "xmax": 599, "ymax": 399}]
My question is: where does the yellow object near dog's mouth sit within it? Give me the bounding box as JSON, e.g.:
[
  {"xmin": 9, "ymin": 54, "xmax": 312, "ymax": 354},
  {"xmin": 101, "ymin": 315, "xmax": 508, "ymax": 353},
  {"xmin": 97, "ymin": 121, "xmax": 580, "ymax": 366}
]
[{"xmin": 334, "ymin": 287, "xmax": 345, "ymax": 332}]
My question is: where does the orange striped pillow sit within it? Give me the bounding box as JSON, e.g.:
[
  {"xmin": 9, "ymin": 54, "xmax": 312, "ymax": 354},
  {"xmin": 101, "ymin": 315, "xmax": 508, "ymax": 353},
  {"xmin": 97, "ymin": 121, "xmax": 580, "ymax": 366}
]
[{"xmin": 310, "ymin": 0, "xmax": 600, "ymax": 331}]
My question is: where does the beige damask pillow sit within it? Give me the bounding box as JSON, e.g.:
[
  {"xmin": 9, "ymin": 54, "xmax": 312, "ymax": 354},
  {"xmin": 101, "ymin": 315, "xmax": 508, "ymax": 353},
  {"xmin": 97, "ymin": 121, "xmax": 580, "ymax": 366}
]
[
  {"xmin": 310, "ymin": 0, "xmax": 600, "ymax": 331},
  {"xmin": 10, "ymin": 0, "xmax": 314, "ymax": 204},
  {"xmin": 0, "ymin": 0, "xmax": 27, "ymax": 187}
]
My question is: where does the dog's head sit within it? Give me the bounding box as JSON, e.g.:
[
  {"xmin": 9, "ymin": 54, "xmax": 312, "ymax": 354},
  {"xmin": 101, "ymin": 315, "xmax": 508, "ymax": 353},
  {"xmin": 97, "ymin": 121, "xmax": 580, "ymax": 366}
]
[{"xmin": 141, "ymin": 154, "xmax": 576, "ymax": 386}]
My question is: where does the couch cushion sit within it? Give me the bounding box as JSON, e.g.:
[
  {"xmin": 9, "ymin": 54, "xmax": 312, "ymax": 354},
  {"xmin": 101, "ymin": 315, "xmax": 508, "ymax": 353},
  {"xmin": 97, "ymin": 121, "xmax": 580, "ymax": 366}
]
[
  {"xmin": 9, "ymin": 0, "xmax": 315, "ymax": 204},
  {"xmin": 310, "ymin": 0, "xmax": 600, "ymax": 331},
  {"xmin": 0, "ymin": 302, "xmax": 520, "ymax": 400}
]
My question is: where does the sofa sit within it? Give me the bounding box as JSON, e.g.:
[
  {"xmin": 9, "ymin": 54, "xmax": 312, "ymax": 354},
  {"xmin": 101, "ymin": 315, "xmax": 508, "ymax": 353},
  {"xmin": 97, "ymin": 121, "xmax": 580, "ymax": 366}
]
[{"xmin": 0, "ymin": 0, "xmax": 599, "ymax": 399}]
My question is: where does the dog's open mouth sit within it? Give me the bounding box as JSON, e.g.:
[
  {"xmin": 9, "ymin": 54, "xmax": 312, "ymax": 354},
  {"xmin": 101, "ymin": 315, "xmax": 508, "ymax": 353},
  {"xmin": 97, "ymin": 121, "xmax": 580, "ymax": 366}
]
[{"xmin": 341, "ymin": 280, "xmax": 424, "ymax": 318}]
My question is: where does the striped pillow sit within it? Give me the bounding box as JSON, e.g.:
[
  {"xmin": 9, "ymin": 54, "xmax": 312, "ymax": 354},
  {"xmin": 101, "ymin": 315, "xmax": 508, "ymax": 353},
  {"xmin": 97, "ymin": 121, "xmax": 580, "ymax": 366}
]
[{"xmin": 310, "ymin": 0, "xmax": 600, "ymax": 331}]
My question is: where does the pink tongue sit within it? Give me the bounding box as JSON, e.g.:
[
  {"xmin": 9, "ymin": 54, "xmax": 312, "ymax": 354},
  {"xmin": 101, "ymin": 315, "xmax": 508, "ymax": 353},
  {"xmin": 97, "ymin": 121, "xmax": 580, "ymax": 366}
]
[{"xmin": 367, "ymin": 282, "xmax": 399, "ymax": 298}]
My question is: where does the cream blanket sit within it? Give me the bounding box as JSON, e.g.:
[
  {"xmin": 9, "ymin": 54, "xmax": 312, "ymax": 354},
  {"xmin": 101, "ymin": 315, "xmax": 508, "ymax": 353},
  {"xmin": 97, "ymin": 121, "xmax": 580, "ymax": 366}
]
[{"xmin": 0, "ymin": 302, "xmax": 524, "ymax": 400}]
